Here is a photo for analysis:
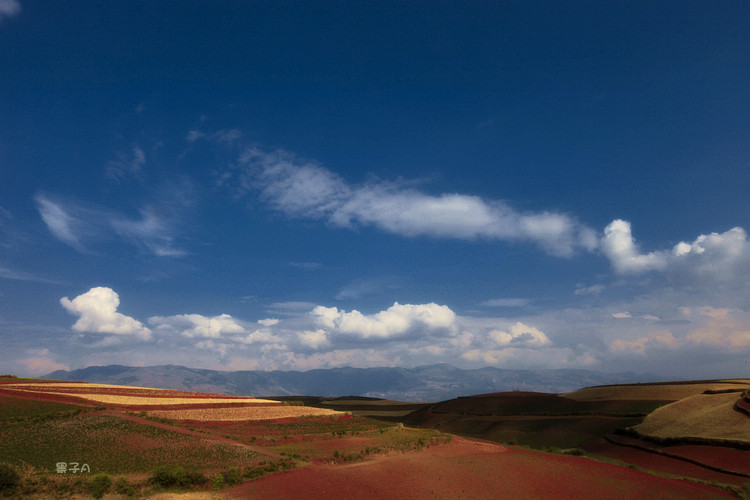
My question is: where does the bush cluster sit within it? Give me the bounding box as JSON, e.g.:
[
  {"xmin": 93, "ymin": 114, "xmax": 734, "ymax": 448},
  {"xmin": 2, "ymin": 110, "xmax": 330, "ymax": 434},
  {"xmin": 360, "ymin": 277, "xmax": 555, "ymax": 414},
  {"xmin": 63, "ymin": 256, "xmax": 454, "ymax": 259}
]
[
  {"xmin": 149, "ymin": 464, "xmax": 207, "ymax": 489},
  {"xmin": 0, "ymin": 463, "xmax": 20, "ymax": 495},
  {"xmin": 89, "ymin": 473, "xmax": 111, "ymax": 499}
]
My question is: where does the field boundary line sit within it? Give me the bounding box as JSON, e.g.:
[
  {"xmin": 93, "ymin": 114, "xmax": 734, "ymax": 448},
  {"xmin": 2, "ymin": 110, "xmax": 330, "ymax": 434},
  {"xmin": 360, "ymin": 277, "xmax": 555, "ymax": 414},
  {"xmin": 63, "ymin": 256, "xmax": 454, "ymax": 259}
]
[
  {"xmin": 603, "ymin": 435, "xmax": 750, "ymax": 479},
  {"xmin": 95, "ymin": 409, "xmax": 283, "ymax": 459}
]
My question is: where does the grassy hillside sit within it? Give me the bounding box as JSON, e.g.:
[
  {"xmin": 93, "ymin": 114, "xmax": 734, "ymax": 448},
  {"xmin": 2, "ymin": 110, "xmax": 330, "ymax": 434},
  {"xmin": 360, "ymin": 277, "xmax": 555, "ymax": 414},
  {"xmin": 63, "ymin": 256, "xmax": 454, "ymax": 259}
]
[
  {"xmin": 633, "ymin": 392, "xmax": 750, "ymax": 443},
  {"xmin": 565, "ymin": 380, "xmax": 750, "ymax": 401}
]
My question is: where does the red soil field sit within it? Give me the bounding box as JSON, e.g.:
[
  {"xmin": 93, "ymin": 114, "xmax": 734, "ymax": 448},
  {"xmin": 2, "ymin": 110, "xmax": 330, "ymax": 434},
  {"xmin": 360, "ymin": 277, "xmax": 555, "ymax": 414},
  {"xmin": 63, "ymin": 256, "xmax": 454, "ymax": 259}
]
[
  {"xmin": 230, "ymin": 436, "xmax": 733, "ymax": 500},
  {"xmin": 0, "ymin": 387, "xmax": 92, "ymax": 406},
  {"xmin": 583, "ymin": 437, "xmax": 750, "ymax": 486}
]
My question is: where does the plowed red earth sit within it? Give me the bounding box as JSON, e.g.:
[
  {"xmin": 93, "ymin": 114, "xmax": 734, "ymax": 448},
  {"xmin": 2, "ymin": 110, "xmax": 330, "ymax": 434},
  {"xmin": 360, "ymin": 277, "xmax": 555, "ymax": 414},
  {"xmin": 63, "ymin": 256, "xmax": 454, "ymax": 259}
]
[
  {"xmin": 583, "ymin": 437, "xmax": 750, "ymax": 485},
  {"xmin": 228, "ymin": 436, "xmax": 732, "ymax": 499}
]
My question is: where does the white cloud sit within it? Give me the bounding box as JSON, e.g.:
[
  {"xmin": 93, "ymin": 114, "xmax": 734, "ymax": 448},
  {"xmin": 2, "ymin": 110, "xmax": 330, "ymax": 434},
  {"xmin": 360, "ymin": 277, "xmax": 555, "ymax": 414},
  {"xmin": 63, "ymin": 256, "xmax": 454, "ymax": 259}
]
[
  {"xmin": 235, "ymin": 147, "xmax": 597, "ymax": 256},
  {"xmin": 685, "ymin": 307, "xmax": 750, "ymax": 351},
  {"xmin": 612, "ymin": 312, "xmax": 632, "ymax": 319},
  {"xmin": 602, "ymin": 220, "xmax": 750, "ymax": 283},
  {"xmin": 110, "ymin": 207, "xmax": 186, "ymax": 257},
  {"xmin": 311, "ymin": 302, "xmax": 456, "ymax": 340},
  {"xmin": 610, "ymin": 329, "xmax": 681, "ymax": 355},
  {"xmin": 461, "ymin": 346, "xmax": 582, "ymax": 369},
  {"xmin": 298, "ymin": 329, "xmax": 329, "ymax": 349},
  {"xmin": 601, "ymin": 219, "xmax": 668, "ymax": 274},
  {"xmin": 574, "ymin": 284, "xmax": 605, "ymax": 296},
  {"xmin": 60, "ymin": 287, "xmax": 152, "ymax": 340},
  {"xmin": 35, "ymin": 195, "xmax": 89, "ymax": 252},
  {"xmin": 149, "ymin": 313, "xmax": 245, "ymax": 338},
  {"xmin": 35, "ymin": 181, "xmax": 191, "ymax": 258},
  {"xmin": 488, "ymin": 322, "xmax": 550, "ymax": 347},
  {"xmin": 0, "ymin": 0, "xmax": 21, "ymax": 23}
]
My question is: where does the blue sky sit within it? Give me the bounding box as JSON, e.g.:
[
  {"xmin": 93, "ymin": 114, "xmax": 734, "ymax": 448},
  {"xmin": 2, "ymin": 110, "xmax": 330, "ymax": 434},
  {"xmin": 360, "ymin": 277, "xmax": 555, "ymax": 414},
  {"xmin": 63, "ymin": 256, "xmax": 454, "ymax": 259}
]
[{"xmin": 1, "ymin": 1, "xmax": 749, "ymax": 379}]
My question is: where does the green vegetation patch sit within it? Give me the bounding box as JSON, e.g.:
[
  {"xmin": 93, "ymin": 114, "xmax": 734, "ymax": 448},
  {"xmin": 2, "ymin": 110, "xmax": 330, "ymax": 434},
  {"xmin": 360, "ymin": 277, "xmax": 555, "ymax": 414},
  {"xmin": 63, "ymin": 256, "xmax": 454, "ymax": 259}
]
[
  {"xmin": 0, "ymin": 414, "xmax": 265, "ymax": 474},
  {"xmin": 191, "ymin": 414, "xmax": 395, "ymax": 445},
  {"xmin": 0, "ymin": 395, "xmax": 85, "ymax": 422}
]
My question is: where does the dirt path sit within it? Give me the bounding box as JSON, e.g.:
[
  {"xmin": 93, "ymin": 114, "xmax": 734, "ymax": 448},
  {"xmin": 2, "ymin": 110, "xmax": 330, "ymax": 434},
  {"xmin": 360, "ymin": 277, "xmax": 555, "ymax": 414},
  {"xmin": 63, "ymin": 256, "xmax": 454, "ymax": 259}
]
[
  {"xmin": 225, "ymin": 436, "xmax": 733, "ymax": 499},
  {"xmin": 93, "ymin": 409, "xmax": 283, "ymax": 459}
]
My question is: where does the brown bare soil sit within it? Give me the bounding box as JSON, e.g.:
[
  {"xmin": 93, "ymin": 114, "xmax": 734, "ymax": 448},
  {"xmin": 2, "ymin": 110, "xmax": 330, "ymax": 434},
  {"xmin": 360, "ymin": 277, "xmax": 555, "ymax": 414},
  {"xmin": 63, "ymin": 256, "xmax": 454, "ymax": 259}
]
[{"xmin": 228, "ymin": 436, "xmax": 733, "ymax": 499}]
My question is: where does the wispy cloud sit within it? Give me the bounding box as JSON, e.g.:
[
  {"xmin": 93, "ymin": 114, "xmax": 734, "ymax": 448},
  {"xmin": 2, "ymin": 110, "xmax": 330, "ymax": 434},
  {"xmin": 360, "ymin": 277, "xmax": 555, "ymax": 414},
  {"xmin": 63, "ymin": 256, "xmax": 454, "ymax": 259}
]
[
  {"xmin": 231, "ymin": 147, "xmax": 598, "ymax": 257},
  {"xmin": 480, "ymin": 298, "xmax": 530, "ymax": 308},
  {"xmin": 34, "ymin": 194, "xmax": 92, "ymax": 253},
  {"xmin": 110, "ymin": 207, "xmax": 186, "ymax": 257},
  {"xmin": 106, "ymin": 145, "xmax": 146, "ymax": 180},
  {"xmin": 0, "ymin": 0, "xmax": 21, "ymax": 24},
  {"xmin": 0, "ymin": 265, "xmax": 60, "ymax": 284},
  {"xmin": 335, "ymin": 277, "xmax": 402, "ymax": 300},
  {"xmin": 574, "ymin": 283, "xmax": 605, "ymax": 296},
  {"xmin": 35, "ymin": 187, "xmax": 189, "ymax": 258}
]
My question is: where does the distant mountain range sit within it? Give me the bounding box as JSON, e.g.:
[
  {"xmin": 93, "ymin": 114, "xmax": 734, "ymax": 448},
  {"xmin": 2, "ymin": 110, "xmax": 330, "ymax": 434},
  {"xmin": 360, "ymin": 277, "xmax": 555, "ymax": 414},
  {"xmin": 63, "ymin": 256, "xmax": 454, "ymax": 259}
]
[{"xmin": 44, "ymin": 364, "xmax": 652, "ymax": 402}]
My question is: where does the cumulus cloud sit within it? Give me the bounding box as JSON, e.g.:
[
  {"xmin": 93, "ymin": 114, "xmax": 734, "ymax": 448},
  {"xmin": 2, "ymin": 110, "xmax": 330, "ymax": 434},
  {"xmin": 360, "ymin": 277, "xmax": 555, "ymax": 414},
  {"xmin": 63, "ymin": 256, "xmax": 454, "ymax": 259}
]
[
  {"xmin": 60, "ymin": 287, "xmax": 152, "ymax": 340},
  {"xmin": 149, "ymin": 313, "xmax": 245, "ymax": 338},
  {"xmin": 462, "ymin": 346, "xmax": 582, "ymax": 368},
  {"xmin": 310, "ymin": 302, "xmax": 456, "ymax": 340},
  {"xmin": 0, "ymin": 0, "xmax": 21, "ymax": 23},
  {"xmin": 488, "ymin": 322, "xmax": 550, "ymax": 347},
  {"xmin": 298, "ymin": 329, "xmax": 329, "ymax": 349},
  {"xmin": 233, "ymin": 147, "xmax": 597, "ymax": 256},
  {"xmin": 601, "ymin": 220, "xmax": 669, "ymax": 274},
  {"xmin": 602, "ymin": 220, "xmax": 750, "ymax": 283}
]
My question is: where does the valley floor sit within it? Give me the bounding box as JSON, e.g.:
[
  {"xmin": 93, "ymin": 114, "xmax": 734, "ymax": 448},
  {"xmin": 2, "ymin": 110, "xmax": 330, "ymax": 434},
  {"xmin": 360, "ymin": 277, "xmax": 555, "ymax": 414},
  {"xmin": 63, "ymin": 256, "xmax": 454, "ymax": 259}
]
[{"xmin": 226, "ymin": 436, "xmax": 734, "ymax": 500}]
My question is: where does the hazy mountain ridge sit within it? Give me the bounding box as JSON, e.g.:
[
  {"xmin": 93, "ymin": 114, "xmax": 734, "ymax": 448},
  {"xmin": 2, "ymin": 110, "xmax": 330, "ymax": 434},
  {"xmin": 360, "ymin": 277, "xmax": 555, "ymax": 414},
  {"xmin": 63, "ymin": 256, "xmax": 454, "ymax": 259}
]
[{"xmin": 44, "ymin": 364, "xmax": 650, "ymax": 401}]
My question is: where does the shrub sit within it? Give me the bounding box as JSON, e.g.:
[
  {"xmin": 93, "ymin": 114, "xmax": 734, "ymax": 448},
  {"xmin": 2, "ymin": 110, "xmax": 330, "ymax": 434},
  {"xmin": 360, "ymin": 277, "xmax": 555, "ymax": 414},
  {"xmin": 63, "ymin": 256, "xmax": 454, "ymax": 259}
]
[
  {"xmin": 150, "ymin": 464, "xmax": 188, "ymax": 488},
  {"xmin": 222, "ymin": 468, "xmax": 241, "ymax": 487},
  {"xmin": 0, "ymin": 463, "xmax": 20, "ymax": 494},
  {"xmin": 185, "ymin": 469, "xmax": 207, "ymax": 487},
  {"xmin": 89, "ymin": 473, "xmax": 112, "ymax": 499},
  {"xmin": 114, "ymin": 477, "xmax": 135, "ymax": 496},
  {"xmin": 211, "ymin": 474, "xmax": 224, "ymax": 491},
  {"xmin": 563, "ymin": 448, "xmax": 585, "ymax": 456}
]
